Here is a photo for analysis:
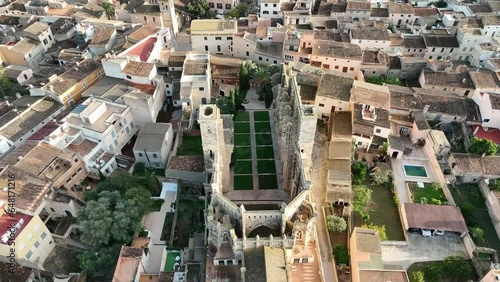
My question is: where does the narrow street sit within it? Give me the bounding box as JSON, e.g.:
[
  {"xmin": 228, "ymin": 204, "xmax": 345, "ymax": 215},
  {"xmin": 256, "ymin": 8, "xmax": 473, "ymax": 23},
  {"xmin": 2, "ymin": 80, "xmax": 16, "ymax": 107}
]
[{"xmin": 310, "ymin": 128, "xmax": 338, "ymax": 282}]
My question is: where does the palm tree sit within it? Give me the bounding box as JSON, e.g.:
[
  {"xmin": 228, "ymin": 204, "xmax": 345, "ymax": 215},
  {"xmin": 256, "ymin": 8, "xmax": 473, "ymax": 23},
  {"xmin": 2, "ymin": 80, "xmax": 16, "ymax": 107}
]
[
  {"xmin": 101, "ymin": 2, "xmax": 115, "ymax": 20},
  {"xmin": 251, "ymin": 66, "xmax": 269, "ymax": 100}
]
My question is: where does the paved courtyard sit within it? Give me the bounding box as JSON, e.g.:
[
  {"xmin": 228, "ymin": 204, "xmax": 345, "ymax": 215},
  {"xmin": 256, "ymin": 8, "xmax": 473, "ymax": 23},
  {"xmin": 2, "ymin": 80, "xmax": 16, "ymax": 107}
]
[{"xmin": 382, "ymin": 233, "xmax": 467, "ymax": 269}]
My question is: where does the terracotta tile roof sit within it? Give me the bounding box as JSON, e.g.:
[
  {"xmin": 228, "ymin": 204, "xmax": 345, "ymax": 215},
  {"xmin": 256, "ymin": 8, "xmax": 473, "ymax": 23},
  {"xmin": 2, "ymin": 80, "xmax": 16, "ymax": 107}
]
[
  {"xmin": 403, "ymin": 202, "xmax": 468, "ymax": 233},
  {"xmin": 123, "ymin": 61, "xmax": 154, "ymax": 76}
]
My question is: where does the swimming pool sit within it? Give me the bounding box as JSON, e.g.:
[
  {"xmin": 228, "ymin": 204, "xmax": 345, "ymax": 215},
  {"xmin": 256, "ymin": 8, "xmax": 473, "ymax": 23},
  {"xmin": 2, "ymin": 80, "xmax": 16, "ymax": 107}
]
[{"xmin": 403, "ymin": 165, "xmax": 428, "ymax": 177}]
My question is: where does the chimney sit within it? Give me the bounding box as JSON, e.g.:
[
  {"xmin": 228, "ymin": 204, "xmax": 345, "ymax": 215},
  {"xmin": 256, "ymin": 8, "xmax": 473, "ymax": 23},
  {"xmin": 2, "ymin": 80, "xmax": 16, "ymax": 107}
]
[{"xmin": 50, "ymin": 85, "xmax": 54, "ymax": 92}]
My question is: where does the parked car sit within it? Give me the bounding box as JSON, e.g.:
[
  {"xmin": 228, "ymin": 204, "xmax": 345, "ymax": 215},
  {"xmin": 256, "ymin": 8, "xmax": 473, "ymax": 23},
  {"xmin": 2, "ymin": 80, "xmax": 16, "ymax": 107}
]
[
  {"xmin": 433, "ymin": 230, "xmax": 444, "ymax": 236},
  {"xmin": 421, "ymin": 229, "xmax": 432, "ymax": 237}
]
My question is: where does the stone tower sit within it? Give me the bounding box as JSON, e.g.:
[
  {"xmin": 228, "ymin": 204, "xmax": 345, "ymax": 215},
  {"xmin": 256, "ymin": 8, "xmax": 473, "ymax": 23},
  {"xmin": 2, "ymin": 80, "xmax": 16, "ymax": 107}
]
[
  {"xmin": 198, "ymin": 105, "xmax": 230, "ymax": 192},
  {"xmin": 159, "ymin": 0, "xmax": 179, "ymax": 34}
]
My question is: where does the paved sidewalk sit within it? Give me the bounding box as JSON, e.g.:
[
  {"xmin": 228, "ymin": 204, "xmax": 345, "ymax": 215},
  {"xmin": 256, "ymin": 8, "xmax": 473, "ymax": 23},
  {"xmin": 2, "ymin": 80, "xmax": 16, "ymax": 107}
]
[
  {"xmin": 142, "ymin": 191, "xmax": 177, "ymax": 273},
  {"xmin": 310, "ymin": 132, "xmax": 338, "ymax": 282}
]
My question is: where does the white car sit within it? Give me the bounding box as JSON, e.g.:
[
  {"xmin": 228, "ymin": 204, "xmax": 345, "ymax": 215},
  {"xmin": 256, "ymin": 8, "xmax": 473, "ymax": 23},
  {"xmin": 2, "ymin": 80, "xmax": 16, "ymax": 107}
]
[
  {"xmin": 421, "ymin": 229, "xmax": 432, "ymax": 237},
  {"xmin": 433, "ymin": 230, "xmax": 445, "ymax": 236}
]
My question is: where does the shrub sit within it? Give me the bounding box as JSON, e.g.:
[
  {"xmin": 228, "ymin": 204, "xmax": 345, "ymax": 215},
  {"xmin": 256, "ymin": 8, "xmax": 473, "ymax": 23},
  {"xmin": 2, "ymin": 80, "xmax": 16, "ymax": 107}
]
[
  {"xmin": 470, "ymin": 227, "xmax": 486, "ymax": 246},
  {"xmin": 490, "ymin": 179, "xmax": 500, "ymax": 191},
  {"xmin": 353, "ymin": 185, "xmax": 372, "ymax": 213},
  {"xmin": 424, "ymin": 262, "xmax": 443, "ymax": 282},
  {"xmin": 352, "ymin": 161, "xmax": 369, "ymax": 185},
  {"xmin": 411, "ymin": 271, "xmax": 425, "ymax": 282},
  {"xmin": 133, "ymin": 162, "xmax": 146, "ymax": 176},
  {"xmin": 362, "ymin": 223, "xmax": 387, "ymax": 240},
  {"xmin": 430, "ymin": 198, "xmax": 442, "ymax": 205},
  {"xmin": 443, "ymin": 256, "xmax": 472, "ymax": 280},
  {"xmin": 326, "ymin": 215, "xmax": 347, "ymax": 233},
  {"xmin": 468, "ymin": 137, "xmax": 498, "ymax": 156},
  {"xmin": 333, "ymin": 245, "xmax": 349, "ymax": 265},
  {"xmin": 420, "ymin": 197, "xmax": 428, "ymax": 204}
]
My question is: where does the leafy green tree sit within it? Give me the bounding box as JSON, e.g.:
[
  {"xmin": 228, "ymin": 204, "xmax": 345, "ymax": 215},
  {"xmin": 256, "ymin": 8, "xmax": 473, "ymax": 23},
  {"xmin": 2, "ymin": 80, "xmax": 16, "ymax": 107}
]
[
  {"xmin": 326, "ymin": 215, "xmax": 347, "ymax": 233},
  {"xmin": 263, "ymin": 82, "xmax": 273, "ymax": 108},
  {"xmin": 216, "ymin": 95, "xmax": 235, "ymax": 114},
  {"xmin": 470, "ymin": 227, "xmax": 486, "ymax": 246},
  {"xmin": 361, "ymin": 223, "xmax": 387, "ymax": 240},
  {"xmin": 78, "ymin": 191, "xmax": 143, "ymax": 248},
  {"xmin": 97, "ymin": 170, "xmax": 142, "ymax": 195},
  {"xmin": 251, "ymin": 66, "xmax": 270, "ymax": 99},
  {"xmin": 78, "ymin": 245, "xmax": 121, "ymax": 276},
  {"xmin": 430, "ymin": 198, "xmax": 442, "ymax": 205},
  {"xmin": 0, "ymin": 68, "xmax": 14, "ymax": 97},
  {"xmin": 352, "ymin": 161, "xmax": 368, "ymax": 185},
  {"xmin": 239, "ymin": 63, "xmax": 250, "ymax": 91},
  {"xmin": 187, "ymin": 0, "xmax": 215, "ymax": 19},
  {"xmin": 443, "ymin": 256, "xmax": 472, "ymax": 280},
  {"xmin": 434, "ymin": 0, "xmax": 447, "ymax": 7},
  {"xmin": 366, "ymin": 75, "xmax": 400, "ymax": 86},
  {"xmin": 424, "ymin": 262, "xmax": 443, "ymax": 282},
  {"xmin": 371, "ymin": 167, "xmax": 392, "ymax": 186},
  {"xmin": 353, "ymin": 185, "xmax": 372, "ymax": 213},
  {"xmin": 84, "ymin": 190, "xmax": 99, "ymax": 202},
  {"xmin": 333, "ymin": 245, "xmax": 349, "ymax": 265},
  {"xmin": 411, "ymin": 271, "xmax": 425, "ymax": 282},
  {"xmin": 468, "ymin": 137, "xmax": 498, "ymax": 156},
  {"xmin": 133, "ymin": 162, "xmax": 146, "ymax": 176},
  {"xmin": 101, "ymin": 2, "xmax": 115, "ymax": 20},
  {"xmin": 227, "ymin": 3, "xmax": 247, "ymax": 18},
  {"xmin": 125, "ymin": 187, "xmax": 153, "ymax": 214},
  {"xmin": 266, "ymin": 64, "xmax": 281, "ymax": 76}
]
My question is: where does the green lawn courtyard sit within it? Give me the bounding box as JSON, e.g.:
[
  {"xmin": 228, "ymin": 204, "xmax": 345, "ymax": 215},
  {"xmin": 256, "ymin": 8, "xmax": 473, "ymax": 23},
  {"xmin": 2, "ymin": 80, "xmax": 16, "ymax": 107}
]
[
  {"xmin": 234, "ymin": 111, "xmax": 250, "ymax": 122},
  {"xmin": 234, "ymin": 134, "xmax": 251, "ymax": 146},
  {"xmin": 258, "ymin": 160, "xmax": 276, "ymax": 174},
  {"xmin": 451, "ymin": 184, "xmax": 500, "ymax": 253},
  {"xmin": 234, "ymin": 175, "xmax": 254, "ymax": 190},
  {"xmin": 353, "ymin": 181, "xmax": 405, "ymax": 241},
  {"xmin": 254, "ymin": 121, "xmax": 271, "ymax": 133},
  {"xmin": 253, "ymin": 111, "xmax": 270, "ymax": 121},
  {"xmin": 255, "ymin": 133, "xmax": 273, "ymax": 146},
  {"xmin": 258, "ymin": 175, "xmax": 279, "ymax": 190},
  {"xmin": 232, "ymin": 111, "xmax": 278, "ymax": 191},
  {"xmin": 409, "ymin": 182, "xmax": 448, "ymax": 205},
  {"xmin": 256, "ymin": 146, "xmax": 274, "ymax": 159},
  {"xmin": 177, "ymin": 135, "xmax": 203, "ymax": 156}
]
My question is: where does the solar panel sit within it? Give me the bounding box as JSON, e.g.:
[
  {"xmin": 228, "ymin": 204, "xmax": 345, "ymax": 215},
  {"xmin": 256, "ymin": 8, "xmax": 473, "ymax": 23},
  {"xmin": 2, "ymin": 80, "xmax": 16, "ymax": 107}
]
[{"xmin": 71, "ymin": 104, "xmax": 88, "ymax": 114}]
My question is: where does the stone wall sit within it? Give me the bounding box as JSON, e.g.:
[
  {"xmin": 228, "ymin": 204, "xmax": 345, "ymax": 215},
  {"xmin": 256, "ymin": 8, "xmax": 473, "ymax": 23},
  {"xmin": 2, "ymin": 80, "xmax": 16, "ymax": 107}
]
[
  {"xmin": 479, "ymin": 179, "xmax": 500, "ymax": 240},
  {"xmin": 243, "ymin": 210, "xmax": 283, "ymax": 237}
]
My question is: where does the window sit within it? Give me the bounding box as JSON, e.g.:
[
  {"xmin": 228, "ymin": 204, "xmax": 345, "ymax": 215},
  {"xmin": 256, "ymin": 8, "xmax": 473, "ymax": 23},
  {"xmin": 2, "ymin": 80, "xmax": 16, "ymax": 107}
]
[
  {"xmin": 450, "ymin": 48, "xmax": 454, "ymax": 53},
  {"xmin": 109, "ymin": 145, "xmax": 113, "ymax": 151},
  {"xmin": 215, "ymin": 37, "xmax": 222, "ymax": 40},
  {"xmin": 274, "ymin": 60, "xmax": 277, "ymax": 64},
  {"xmin": 111, "ymin": 130, "xmax": 116, "ymax": 138},
  {"xmin": 34, "ymin": 241, "xmax": 40, "ymax": 248},
  {"xmin": 259, "ymin": 56, "xmax": 262, "ymax": 61},
  {"xmin": 263, "ymin": 10, "xmax": 269, "ymax": 14},
  {"xmin": 97, "ymin": 70, "xmax": 102, "ymax": 77},
  {"xmin": 43, "ymin": 39, "xmax": 48, "ymax": 45},
  {"xmin": 19, "ymin": 242, "xmax": 26, "ymax": 251},
  {"xmin": 204, "ymin": 36, "xmax": 208, "ymax": 40},
  {"xmin": 431, "ymin": 48, "xmax": 436, "ymax": 52},
  {"xmin": 114, "ymin": 139, "xmax": 118, "ymax": 146},
  {"xmin": 152, "ymin": 17, "xmax": 156, "ymax": 22},
  {"xmin": 138, "ymin": 152, "xmax": 143, "ymax": 157},
  {"xmin": 246, "ymin": 51, "xmax": 249, "ymax": 56},
  {"xmin": 48, "ymin": 35, "xmax": 52, "ymax": 40},
  {"xmin": 273, "ymin": 11, "xmax": 277, "ymax": 14},
  {"xmin": 217, "ymin": 45, "xmax": 221, "ymax": 52},
  {"xmin": 335, "ymin": 65, "xmax": 339, "ymax": 70},
  {"xmin": 34, "ymin": 223, "xmax": 40, "ymax": 231},
  {"xmin": 484, "ymin": 119, "xmax": 490, "ymax": 122},
  {"xmin": 273, "ymin": 3, "xmax": 277, "ymax": 7},
  {"xmin": 153, "ymin": 153, "xmax": 158, "ymax": 158},
  {"xmin": 126, "ymin": 75, "xmax": 132, "ymax": 79},
  {"xmin": 375, "ymin": 129, "xmax": 381, "ymax": 133},
  {"xmin": 199, "ymin": 87, "xmax": 204, "ymax": 91},
  {"xmin": 226, "ymin": 4, "xmax": 230, "ymax": 9},
  {"xmin": 264, "ymin": 3, "xmax": 268, "ymax": 6},
  {"xmin": 205, "ymin": 45, "xmax": 208, "ymax": 51},
  {"xmin": 144, "ymin": 16, "xmax": 147, "ymax": 21},
  {"xmin": 131, "ymin": 122, "xmax": 135, "ymax": 128},
  {"xmin": 349, "ymin": 67, "xmax": 354, "ymax": 71},
  {"xmin": 41, "ymin": 232, "xmax": 47, "ymax": 240},
  {"xmin": 217, "ymin": 3, "xmax": 222, "ymax": 8},
  {"xmin": 319, "ymin": 103, "xmax": 325, "ymax": 107},
  {"xmin": 126, "ymin": 126, "xmax": 130, "ymax": 134},
  {"xmin": 429, "ymin": 56, "xmax": 433, "ymax": 59},
  {"xmin": 209, "ymin": 2, "xmax": 213, "ymax": 8},
  {"xmin": 227, "ymin": 37, "xmax": 232, "ymax": 40},
  {"xmin": 25, "ymin": 251, "xmax": 33, "ymax": 259}
]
